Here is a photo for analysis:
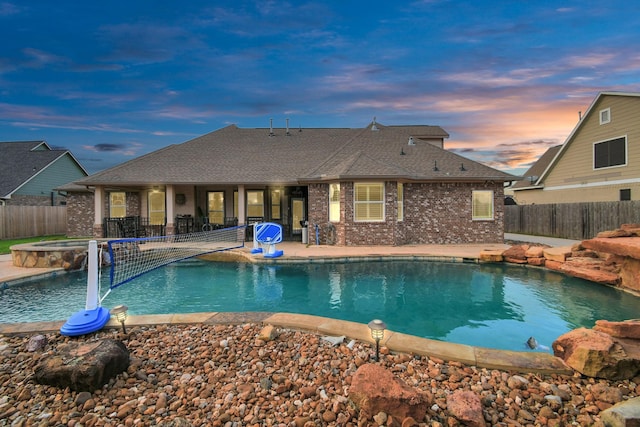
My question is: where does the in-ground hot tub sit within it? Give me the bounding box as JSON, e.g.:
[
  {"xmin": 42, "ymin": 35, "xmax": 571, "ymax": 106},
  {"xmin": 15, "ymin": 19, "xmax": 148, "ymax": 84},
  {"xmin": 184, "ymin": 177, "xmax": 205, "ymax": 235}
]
[{"xmin": 11, "ymin": 240, "xmax": 92, "ymax": 270}]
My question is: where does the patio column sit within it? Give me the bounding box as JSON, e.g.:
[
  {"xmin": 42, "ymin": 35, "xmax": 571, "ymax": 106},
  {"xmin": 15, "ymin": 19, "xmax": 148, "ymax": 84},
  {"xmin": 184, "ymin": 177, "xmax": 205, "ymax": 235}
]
[
  {"xmin": 93, "ymin": 185, "xmax": 104, "ymax": 238},
  {"xmin": 165, "ymin": 184, "xmax": 175, "ymax": 235},
  {"xmin": 237, "ymin": 184, "xmax": 246, "ymax": 225}
]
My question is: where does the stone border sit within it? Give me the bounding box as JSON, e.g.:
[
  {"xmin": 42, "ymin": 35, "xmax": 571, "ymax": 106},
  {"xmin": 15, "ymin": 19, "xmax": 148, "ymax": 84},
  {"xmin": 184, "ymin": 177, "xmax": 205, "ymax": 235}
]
[{"xmin": 0, "ymin": 311, "xmax": 573, "ymax": 375}]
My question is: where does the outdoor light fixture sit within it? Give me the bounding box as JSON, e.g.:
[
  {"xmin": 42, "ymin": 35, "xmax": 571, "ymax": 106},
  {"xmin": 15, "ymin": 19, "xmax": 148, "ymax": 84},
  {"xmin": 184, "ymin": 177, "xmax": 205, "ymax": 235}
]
[
  {"xmin": 368, "ymin": 319, "xmax": 386, "ymax": 362},
  {"xmin": 111, "ymin": 305, "xmax": 128, "ymax": 334}
]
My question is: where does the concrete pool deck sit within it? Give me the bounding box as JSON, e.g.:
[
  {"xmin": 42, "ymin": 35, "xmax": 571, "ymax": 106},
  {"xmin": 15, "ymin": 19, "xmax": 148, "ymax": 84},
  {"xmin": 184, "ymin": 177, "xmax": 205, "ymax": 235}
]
[{"xmin": 0, "ymin": 235, "xmax": 579, "ymax": 375}]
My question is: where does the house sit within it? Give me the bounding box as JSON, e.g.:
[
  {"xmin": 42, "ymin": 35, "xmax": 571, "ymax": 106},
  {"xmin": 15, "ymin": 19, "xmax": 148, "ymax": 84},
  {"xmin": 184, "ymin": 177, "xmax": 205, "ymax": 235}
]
[
  {"xmin": 509, "ymin": 144, "xmax": 561, "ymax": 203},
  {"xmin": 71, "ymin": 121, "xmax": 517, "ymax": 245},
  {"xmin": 512, "ymin": 92, "xmax": 640, "ymax": 205},
  {"xmin": 0, "ymin": 141, "xmax": 89, "ymax": 206}
]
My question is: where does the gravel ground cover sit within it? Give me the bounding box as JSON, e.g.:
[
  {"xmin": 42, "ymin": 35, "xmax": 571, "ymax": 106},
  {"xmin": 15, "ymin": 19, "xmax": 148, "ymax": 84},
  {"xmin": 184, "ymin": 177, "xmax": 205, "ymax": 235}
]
[{"xmin": 1, "ymin": 323, "xmax": 638, "ymax": 426}]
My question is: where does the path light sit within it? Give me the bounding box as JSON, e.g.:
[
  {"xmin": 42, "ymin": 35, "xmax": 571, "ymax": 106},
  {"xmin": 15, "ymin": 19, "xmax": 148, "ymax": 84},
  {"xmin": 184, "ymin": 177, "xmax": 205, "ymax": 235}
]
[
  {"xmin": 368, "ymin": 319, "xmax": 386, "ymax": 362},
  {"xmin": 111, "ymin": 305, "xmax": 128, "ymax": 334}
]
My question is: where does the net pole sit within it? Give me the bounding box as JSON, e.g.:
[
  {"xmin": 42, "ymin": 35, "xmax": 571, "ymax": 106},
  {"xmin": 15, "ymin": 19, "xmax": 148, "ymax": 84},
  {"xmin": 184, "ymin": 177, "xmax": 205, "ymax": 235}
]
[{"xmin": 85, "ymin": 240, "xmax": 100, "ymax": 310}]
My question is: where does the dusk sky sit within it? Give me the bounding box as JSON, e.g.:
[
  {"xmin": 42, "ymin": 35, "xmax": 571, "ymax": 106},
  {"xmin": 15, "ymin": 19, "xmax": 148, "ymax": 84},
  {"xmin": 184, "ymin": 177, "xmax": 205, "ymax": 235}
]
[{"xmin": 2, "ymin": 1, "xmax": 639, "ymax": 175}]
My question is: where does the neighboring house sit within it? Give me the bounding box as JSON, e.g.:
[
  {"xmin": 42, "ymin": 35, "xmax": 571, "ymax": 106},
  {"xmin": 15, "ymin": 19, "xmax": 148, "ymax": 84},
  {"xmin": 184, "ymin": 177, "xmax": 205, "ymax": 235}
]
[
  {"xmin": 0, "ymin": 141, "xmax": 89, "ymax": 206},
  {"xmin": 512, "ymin": 92, "xmax": 640, "ymax": 205},
  {"xmin": 509, "ymin": 144, "xmax": 561, "ymax": 203},
  {"xmin": 72, "ymin": 121, "xmax": 517, "ymax": 245}
]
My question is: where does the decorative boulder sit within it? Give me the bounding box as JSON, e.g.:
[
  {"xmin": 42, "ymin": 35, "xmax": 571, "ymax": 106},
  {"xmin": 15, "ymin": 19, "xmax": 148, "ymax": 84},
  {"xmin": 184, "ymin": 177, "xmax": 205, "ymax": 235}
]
[
  {"xmin": 553, "ymin": 328, "xmax": 640, "ymax": 380},
  {"xmin": 600, "ymin": 396, "xmax": 640, "ymax": 427},
  {"xmin": 595, "ymin": 319, "xmax": 640, "ymax": 340},
  {"xmin": 34, "ymin": 339, "xmax": 129, "ymax": 392},
  {"xmin": 349, "ymin": 364, "xmax": 431, "ymax": 425},
  {"xmin": 502, "ymin": 245, "xmax": 528, "ymax": 264}
]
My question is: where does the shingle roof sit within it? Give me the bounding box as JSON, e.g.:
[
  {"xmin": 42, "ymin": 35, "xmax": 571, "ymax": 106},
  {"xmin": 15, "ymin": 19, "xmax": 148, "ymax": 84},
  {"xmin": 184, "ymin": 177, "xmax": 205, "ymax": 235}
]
[
  {"xmin": 0, "ymin": 141, "xmax": 67, "ymax": 198},
  {"xmin": 511, "ymin": 145, "xmax": 562, "ymax": 190},
  {"xmin": 77, "ymin": 123, "xmax": 516, "ymax": 186}
]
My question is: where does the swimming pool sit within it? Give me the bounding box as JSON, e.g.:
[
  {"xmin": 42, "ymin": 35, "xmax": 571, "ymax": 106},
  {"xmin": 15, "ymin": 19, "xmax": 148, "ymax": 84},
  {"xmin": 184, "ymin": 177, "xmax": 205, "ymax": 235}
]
[{"xmin": 1, "ymin": 259, "xmax": 639, "ymax": 351}]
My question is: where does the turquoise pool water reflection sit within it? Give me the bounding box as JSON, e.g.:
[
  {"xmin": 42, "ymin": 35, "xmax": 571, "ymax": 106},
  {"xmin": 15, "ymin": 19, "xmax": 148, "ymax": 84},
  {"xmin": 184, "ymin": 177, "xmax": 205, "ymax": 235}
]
[{"xmin": 2, "ymin": 260, "xmax": 639, "ymax": 351}]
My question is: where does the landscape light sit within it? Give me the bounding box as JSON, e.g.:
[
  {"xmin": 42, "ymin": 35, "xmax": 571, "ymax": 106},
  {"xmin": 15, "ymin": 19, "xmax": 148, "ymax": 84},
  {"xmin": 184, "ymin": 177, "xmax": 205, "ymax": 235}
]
[
  {"xmin": 367, "ymin": 319, "xmax": 386, "ymax": 362},
  {"xmin": 111, "ymin": 305, "xmax": 128, "ymax": 334}
]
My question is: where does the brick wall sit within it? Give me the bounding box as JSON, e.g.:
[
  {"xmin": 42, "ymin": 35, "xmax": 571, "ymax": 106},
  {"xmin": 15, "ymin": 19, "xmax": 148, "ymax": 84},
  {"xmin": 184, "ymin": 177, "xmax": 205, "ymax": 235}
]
[
  {"xmin": 66, "ymin": 192, "xmax": 94, "ymax": 237},
  {"xmin": 399, "ymin": 182, "xmax": 504, "ymax": 244},
  {"xmin": 307, "ymin": 183, "xmax": 329, "ymax": 245},
  {"xmin": 307, "ymin": 181, "xmax": 504, "ymax": 246},
  {"xmin": 68, "ymin": 191, "xmax": 142, "ymax": 238}
]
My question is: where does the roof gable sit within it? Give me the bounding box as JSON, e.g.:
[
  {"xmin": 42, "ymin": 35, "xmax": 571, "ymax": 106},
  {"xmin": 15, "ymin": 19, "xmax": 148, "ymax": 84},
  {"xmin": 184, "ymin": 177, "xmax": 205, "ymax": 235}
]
[
  {"xmin": 0, "ymin": 141, "xmax": 88, "ymax": 198},
  {"xmin": 511, "ymin": 145, "xmax": 561, "ymax": 190},
  {"xmin": 535, "ymin": 92, "xmax": 640, "ymax": 184}
]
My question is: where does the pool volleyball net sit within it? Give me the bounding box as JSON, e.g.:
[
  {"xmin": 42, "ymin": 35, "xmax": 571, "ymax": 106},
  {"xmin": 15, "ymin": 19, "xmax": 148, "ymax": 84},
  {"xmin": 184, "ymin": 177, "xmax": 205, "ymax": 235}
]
[
  {"xmin": 60, "ymin": 225, "xmax": 246, "ymax": 336},
  {"xmin": 106, "ymin": 225, "xmax": 247, "ymax": 292}
]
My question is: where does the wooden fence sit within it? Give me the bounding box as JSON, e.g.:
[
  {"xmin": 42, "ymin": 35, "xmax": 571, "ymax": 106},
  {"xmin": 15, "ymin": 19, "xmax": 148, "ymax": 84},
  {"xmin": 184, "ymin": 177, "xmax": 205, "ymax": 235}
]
[
  {"xmin": 504, "ymin": 201, "xmax": 640, "ymax": 240},
  {"xmin": 0, "ymin": 206, "xmax": 67, "ymax": 240}
]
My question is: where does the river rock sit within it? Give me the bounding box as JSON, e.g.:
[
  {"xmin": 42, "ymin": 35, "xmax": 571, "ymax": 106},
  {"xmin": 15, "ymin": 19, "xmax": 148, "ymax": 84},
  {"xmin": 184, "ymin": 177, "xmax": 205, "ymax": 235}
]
[
  {"xmin": 26, "ymin": 335, "xmax": 47, "ymax": 352},
  {"xmin": 34, "ymin": 339, "xmax": 130, "ymax": 391},
  {"xmin": 446, "ymin": 390, "xmax": 486, "ymax": 427}
]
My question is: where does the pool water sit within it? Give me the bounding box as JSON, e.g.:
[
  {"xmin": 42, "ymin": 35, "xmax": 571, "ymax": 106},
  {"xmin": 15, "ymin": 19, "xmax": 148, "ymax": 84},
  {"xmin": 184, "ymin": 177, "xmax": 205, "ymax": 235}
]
[{"xmin": 2, "ymin": 260, "xmax": 639, "ymax": 351}]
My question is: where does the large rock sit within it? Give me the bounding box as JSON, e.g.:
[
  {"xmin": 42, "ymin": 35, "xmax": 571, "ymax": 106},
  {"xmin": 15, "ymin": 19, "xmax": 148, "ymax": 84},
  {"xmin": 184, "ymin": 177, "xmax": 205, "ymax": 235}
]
[
  {"xmin": 446, "ymin": 390, "xmax": 486, "ymax": 427},
  {"xmin": 503, "ymin": 245, "xmax": 528, "ymax": 264},
  {"xmin": 558, "ymin": 259, "xmax": 620, "ymax": 285},
  {"xmin": 595, "ymin": 320, "xmax": 640, "ymax": 339},
  {"xmin": 553, "ymin": 328, "xmax": 640, "ymax": 380},
  {"xmin": 600, "ymin": 396, "xmax": 640, "ymax": 427},
  {"xmin": 349, "ymin": 364, "xmax": 431, "ymax": 425},
  {"xmin": 34, "ymin": 339, "xmax": 130, "ymax": 392},
  {"xmin": 582, "ymin": 237, "xmax": 640, "ymax": 260},
  {"xmin": 619, "ymin": 257, "xmax": 640, "ymax": 292},
  {"xmin": 543, "ymin": 246, "xmax": 572, "ymax": 262}
]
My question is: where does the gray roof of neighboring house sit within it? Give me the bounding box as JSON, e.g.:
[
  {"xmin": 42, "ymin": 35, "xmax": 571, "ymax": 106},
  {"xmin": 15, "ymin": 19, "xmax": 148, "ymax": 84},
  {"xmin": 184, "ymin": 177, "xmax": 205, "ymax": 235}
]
[
  {"xmin": 511, "ymin": 145, "xmax": 562, "ymax": 190},
  {"xmin": 77, "ymin": 122, "xmax": 517, "ymax": 187},
  {"xmin": 0, "ymin": 141, "xmax": 86, "ymax": 198}
]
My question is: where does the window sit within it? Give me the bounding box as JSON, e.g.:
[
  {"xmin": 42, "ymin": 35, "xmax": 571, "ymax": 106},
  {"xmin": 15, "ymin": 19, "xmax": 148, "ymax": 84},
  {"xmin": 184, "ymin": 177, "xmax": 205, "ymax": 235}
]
[
  {"xmin": 271, "ymin": 189, "xmax": 282, "ymax": 219},
  {"xmin": 594, "ymin": 136, "xmax": 626, "ymax": 169},
  {"xmin": 397, "ymin": 183, "xmax": 403, "ymax": 221},
  {"xmin": 354, "ymin": 183, "xmax": 384, "ymax": 221},
  {"xmin": 148, "ymin": 191, "xmax": 165, "ymax": 225},
  {"xmin": 329, "ymin": 183, "xmax": 340, "ymax": 222},
  {"xmin": 247, "ymin": 190, "xmax": 264, "ymax": 217},
  {"xmin": 472, "ymin": 190, "xmax": 494, "ymax": 220},
  {"xmin": 620, "ymin": 189, "xmax": 631, "ymax": 201},
  {"xmin": 207, "ymin": 191, "xmax": 224, "ymax": 225},
  {"xmin": 600, "ymin": 108, "xmax": 611, "ymax": 125},
  {"xmin": 109, "ymin": 192, "xmax": 126, "ymax": 218}
]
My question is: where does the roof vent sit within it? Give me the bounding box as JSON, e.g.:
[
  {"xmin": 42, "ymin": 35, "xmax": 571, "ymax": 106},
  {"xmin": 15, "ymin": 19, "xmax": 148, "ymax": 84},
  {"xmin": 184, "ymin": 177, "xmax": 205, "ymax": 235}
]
[
  {"xmin": 460, "ymin": 163, "xmax": 466, "ymax": 171},
  {"xmin": 286, "ymin": 118, "xmax": 291, "ymax": 136},
  {"xmin": 371, "ymin": 117, "xmax": 379, "ymax": 131},
  {"xmin": 433, "ymin": 160, "xmax": 439, "ymax": 171},
  {"xmin": 408, "ymin": 136, "xmax": 415, "ymax": 146},
  {"xmin": 269, "ymin": 118, "xmax": 274, "ymax": 137}
]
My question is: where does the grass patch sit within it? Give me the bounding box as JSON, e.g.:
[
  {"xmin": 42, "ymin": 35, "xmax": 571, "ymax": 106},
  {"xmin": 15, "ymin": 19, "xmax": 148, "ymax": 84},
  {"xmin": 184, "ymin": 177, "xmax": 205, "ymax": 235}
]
[{"xmin": 0, "ymin": 235, "xmax": 69, "ymax": 255}]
